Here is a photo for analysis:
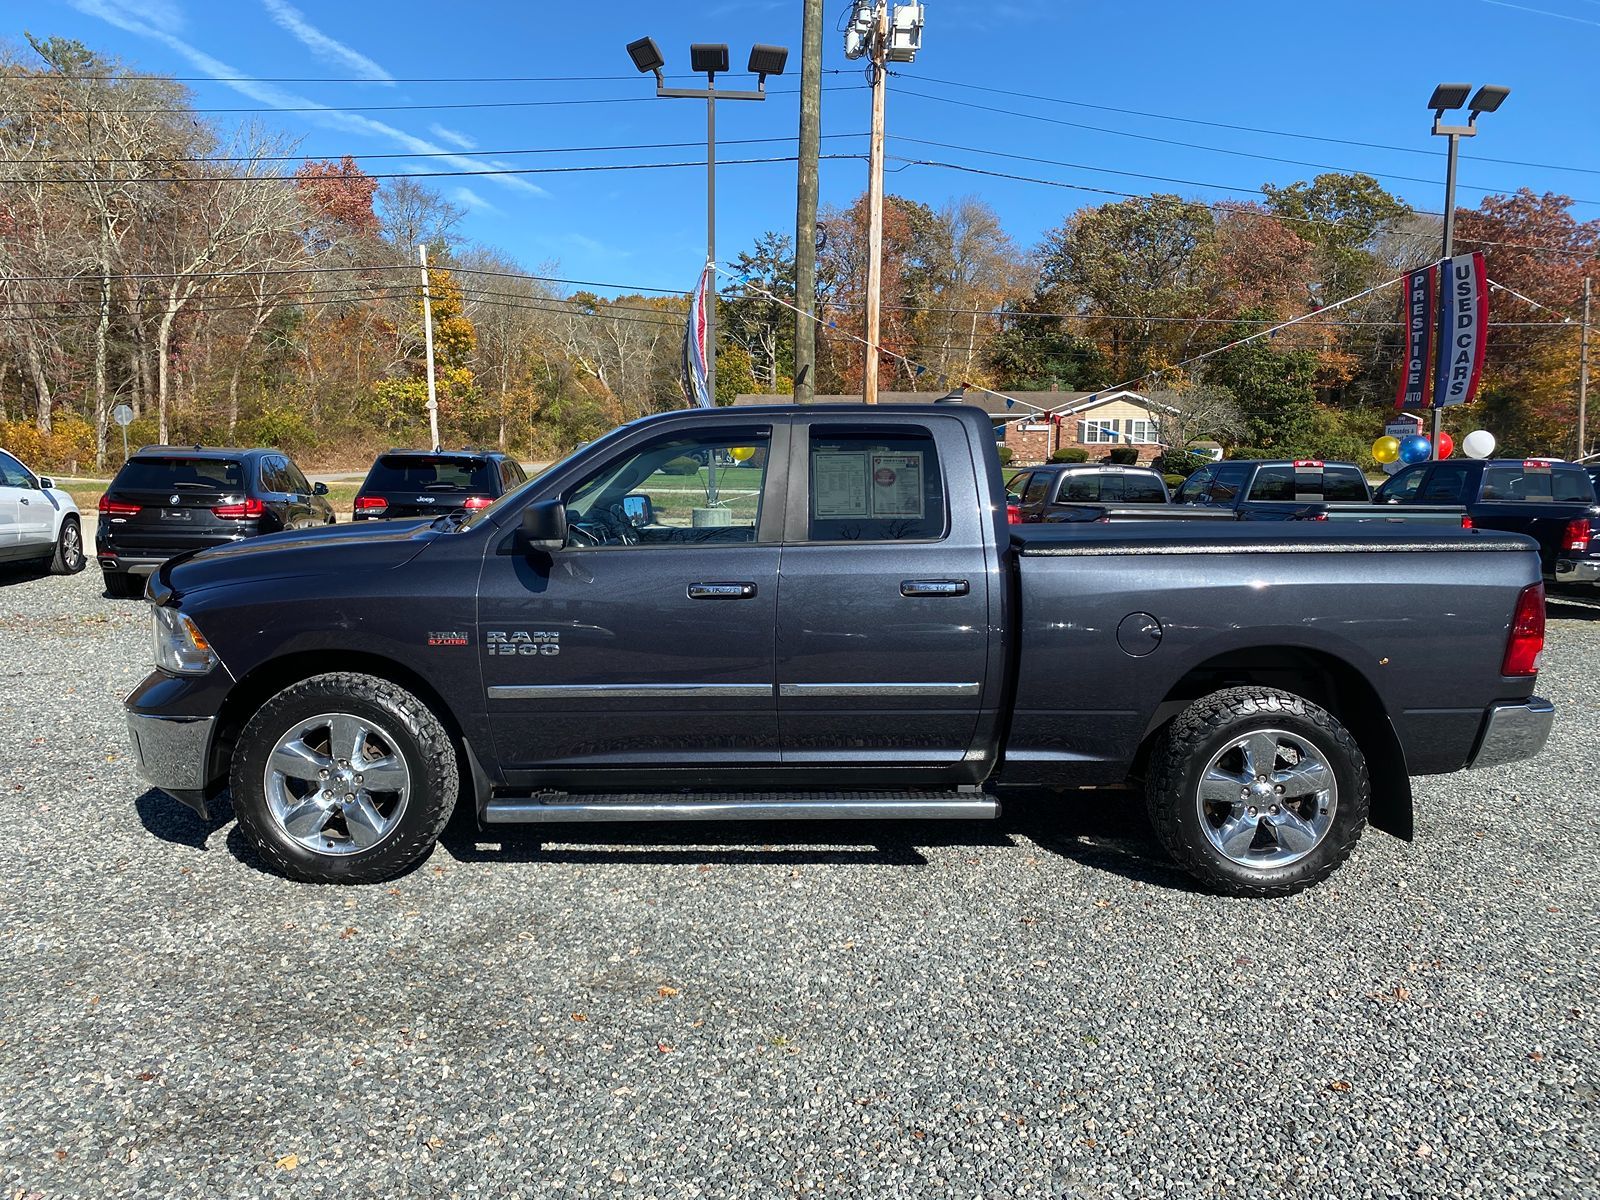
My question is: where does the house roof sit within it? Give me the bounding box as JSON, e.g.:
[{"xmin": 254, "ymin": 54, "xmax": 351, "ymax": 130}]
[{"xmin": 731, "ymin": 388, "xmax": 1177, "ymax": 419}]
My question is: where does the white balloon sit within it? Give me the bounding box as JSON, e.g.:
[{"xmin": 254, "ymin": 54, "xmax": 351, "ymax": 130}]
[{"xmin": 1462, "ymin": 429, "xmax": 1497, "ymax": 459}]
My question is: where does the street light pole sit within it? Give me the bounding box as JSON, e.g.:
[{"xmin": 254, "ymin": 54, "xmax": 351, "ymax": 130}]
[
  {"xmin": 863, "ymin": 0, "xmax": 889, "ymax": 405},
  {"xmin": 627, "ymin": 38, "xmax": 788, "ymax": 407},
  {"xmin": 1428, "ymin": 82, "xmax": 1509, "ymax": 460}
]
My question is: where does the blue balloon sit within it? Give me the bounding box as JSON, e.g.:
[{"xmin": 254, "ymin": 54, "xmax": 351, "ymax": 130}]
[{"xmin": 1399, "ymin": 435, "xmax": 1432, "ymax": 464}]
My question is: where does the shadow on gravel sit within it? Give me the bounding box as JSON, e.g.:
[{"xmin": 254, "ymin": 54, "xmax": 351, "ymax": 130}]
[
  {"xmin": 1547, "ymin": 592, "xmax": 1600, "ymax": 621},
  {"xmin": 135, "ymin": 787, "xmax": 234, "ymax": 851},
  {"xmin": 442, "ymin": 789, "xmax": 1199, "ymax": 891},
  {"xmin": 0, "ymin": 563, "xmax": 45, "ymax": 588}
]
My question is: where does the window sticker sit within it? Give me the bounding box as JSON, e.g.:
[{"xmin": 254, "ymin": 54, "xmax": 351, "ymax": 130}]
[
  {"xmin": 870, "ymin": 452, "xmax": 925, "ymax": 519},
  {"xmin": 812, "ymin": 450, "xmax": 870, "ymax": 518}
]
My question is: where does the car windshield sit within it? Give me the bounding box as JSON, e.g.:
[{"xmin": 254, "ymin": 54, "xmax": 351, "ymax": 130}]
[
  {"xmin": 116, "ymin": 456, "xmax": 242, "ymax": 490},
  {"xmin": 364, "ymin": 455, "xmax": 495, "ymax": 493}
]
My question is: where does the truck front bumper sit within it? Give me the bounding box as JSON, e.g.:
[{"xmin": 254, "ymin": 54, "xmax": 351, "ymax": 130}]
[
  {"xmin": 1554, "ymin": 558, "xmax": 1600, "ymax": 585},
  {"xmin": 1467, "ymin": 697, "xmax": 1555, "ymax": 770},
  {"xmin": 126, "ymin": 710, "xmax": 218, "ymax": 817}
]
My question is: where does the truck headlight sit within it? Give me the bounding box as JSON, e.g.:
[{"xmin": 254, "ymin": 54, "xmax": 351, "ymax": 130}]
[{"xmin": 152, "ymin": 606, "xmax": 217, "ymax": 675}]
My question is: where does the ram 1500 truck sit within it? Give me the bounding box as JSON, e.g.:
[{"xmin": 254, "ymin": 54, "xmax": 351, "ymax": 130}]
[
  {"xmin": 1173, "ymin": 458, "xmax": 1468, "ymax": 526},
  {"xmin": 125, "ymin": 405, "xmax": 1555, "ymax": 896}
]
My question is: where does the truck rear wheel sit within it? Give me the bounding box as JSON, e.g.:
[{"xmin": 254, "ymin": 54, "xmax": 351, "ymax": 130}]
[
  {"xmin": 230, "ymin": 672, "xmax": 458, "ymax": 884},
  {"xmin": 1145, "ymin": 687, "xmax": 1370, "ymax": 897}
]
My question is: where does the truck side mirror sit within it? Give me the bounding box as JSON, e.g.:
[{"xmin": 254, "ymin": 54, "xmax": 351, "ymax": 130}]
[
  {"xmin": 518, "ymin": 499, "xmax": 568, "ymax": 554},
  {"xmin": 621, "ymin": 493, "xmax": 654, "ymax": 526},
  {"xmin": 313, "ymin": 481, "xmax": 329, "ymax": 496}
]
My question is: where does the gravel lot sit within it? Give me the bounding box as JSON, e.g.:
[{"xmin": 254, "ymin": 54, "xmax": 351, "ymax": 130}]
[{"xmin": 2, "ymin": 534, "xmax": 1596, "ymax": 1199}]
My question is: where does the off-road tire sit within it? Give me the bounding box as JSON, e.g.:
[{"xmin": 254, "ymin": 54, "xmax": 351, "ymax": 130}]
[
  {"xmin": 48, "ymin": 517, "xmax": 86, "ymax": 575},
  {"xmin": 102, "ymin": 570, "xmax": 142, "ymax": 598},
  {"xmin": 1145, "ymin": 686, "xmax": 1370, "ymax": 898},
  {"xmin": 230, "ymin": 672, "xmax": 458, "ymax": 884}
]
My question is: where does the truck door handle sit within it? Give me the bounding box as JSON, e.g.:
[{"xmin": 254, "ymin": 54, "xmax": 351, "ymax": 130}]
[
  {"xmin": 18, "ymin": 497, "xmax": 28, "ymax": 505},
  {"xmin": 687, "ymin": 581, "xmax": 757, "ymax": 600},
  {"xmin": 901, "ymin": 579, "xmax": 969, "ymax": 597}
]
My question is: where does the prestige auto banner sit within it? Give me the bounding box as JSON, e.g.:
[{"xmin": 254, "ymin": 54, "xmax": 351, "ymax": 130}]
[
  {"xmin": 1431, "ymin": 251, "xmax": 1489, "ymax": 408},
  {"xmin": 1393, "ymin": 264, "xmax": 1436, "ymax": 410}
]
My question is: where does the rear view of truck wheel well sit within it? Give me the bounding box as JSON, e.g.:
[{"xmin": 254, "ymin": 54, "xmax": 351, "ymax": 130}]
[
  {"xmin": 1138, "ymin": 646, "xmax": 1413, "ymax": 839},
  {"xmin": 209, "ymin": 651, "xmax": 468, "ymax": 792}
]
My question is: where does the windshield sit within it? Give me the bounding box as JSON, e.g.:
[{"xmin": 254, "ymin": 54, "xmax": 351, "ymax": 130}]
[
  {"xmin": 364, "ymin": 455, "xmax": 495, "ymax": 493},
  {"xmin": 115, "ymin": 456, "xmax": 242, "ymax": 490}
]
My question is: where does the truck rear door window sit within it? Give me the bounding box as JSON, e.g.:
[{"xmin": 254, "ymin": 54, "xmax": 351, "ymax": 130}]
[
  {"xmin": 1418, "ymin": 463, "xmax": 1471, "ymax": 503},
  {"xmin": 1322, "ymin": 468, "xmax": 1369, "ymax": 501},
  {"xmin": 807, "ymin": 425, "xmax": 947, "ymax": 541},
  {"xmin": 1247, "ymin": 466, "xmax": 1295, "ymax": 502},
  {"xmin": 1121, "ymin": 473, "xmax": 1167, "ymax": 503},
  {"xmin": 1056, "ymin": 473, "xmax": 1099, "ymax": 502}
]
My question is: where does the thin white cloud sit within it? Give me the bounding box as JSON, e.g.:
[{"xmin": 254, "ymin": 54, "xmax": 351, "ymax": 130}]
[
  {"xmin": 1480, "ymin": 0, "xmax": 1600, "ymax": 24},
  {"xmin": 451, "ymin": 186, "xmax": 500, "ymax": 214},
  {"xmin": 428, "ymin": 123, "xmax": 478, "ymax": 151},
  {"xmin": 259, "ymin": 0, "xmax": 394, "ymax": 82},
  {"xmin": 67, "ymin": 0, "xmax": 548, "ymax": 198}
]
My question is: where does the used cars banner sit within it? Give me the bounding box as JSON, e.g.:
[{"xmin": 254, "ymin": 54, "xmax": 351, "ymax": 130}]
[{"xmin": 1431, "ymin": 251, "xmax": 1489, "ymax": 409}]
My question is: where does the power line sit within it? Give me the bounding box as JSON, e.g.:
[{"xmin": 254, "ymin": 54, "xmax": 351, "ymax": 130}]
[
  {"xmin": 900, "ymin": 73, "xmax": 1600, "ymax": 179},
  {"xmin": 39, "ymin": 69, "xmax": 856, "ymax": 85},
  {"xmin": 15, "ymin": 132, "xmax": 870, "ymax": 167},
  {"xmin": 0, "ymin": 152, "xmax": 865, "ymax": 186},
  {"xmin": 889, "ymin": 83, "xmax": 1598, "ymax": 206},
  {"xmin": 18, "ymin": 84, "xmax": 864, "ymax": 117}
]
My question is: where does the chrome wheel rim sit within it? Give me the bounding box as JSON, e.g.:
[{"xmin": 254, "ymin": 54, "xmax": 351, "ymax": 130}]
[
  {"xmin": 263, "ymin": 712, "xmax": 411, "ymax": 857},
  {"xmin": 1196, "ymin": 727, "xmax": 1338, "ymax": 870},
  {"xmin": 61, "ymin": 523, "xmax": 82, "ymax": 569}
]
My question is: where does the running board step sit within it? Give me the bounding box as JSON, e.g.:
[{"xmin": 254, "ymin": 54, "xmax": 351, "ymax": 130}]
[{"xmin": 482, "ymin": 789, "xmax": 997, "ymax": 824}]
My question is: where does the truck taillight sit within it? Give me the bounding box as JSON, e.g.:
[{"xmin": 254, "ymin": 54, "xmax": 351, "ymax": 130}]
[
  {"xmin": 462, "ymin": 496, "xmax": 493, "ymax": 510},
  {"xmin": 1461, "ymin": 513, "xmax": 1473, "ymax": 529},
  {"xmin": 1006, "ymin": 503, "xmax": 1021, "ymax": 525},
  {"xmin": 98, "ymin": 496, "xmax": 141, "ymax": 515},
  {"xmin": 1501, "ymin": 582, "xmax": 1545, "ymax": 678},
  {"xmin": 354, "ymin": 496, "xmax": 387, "ymax": 514},
  {"xmin": 1563, "ymin": 517, "xmax": 1591, "ymax": 554},
  {"xmin": 211, "ymin": 497, "xmax": 265, "ymax": 519}
]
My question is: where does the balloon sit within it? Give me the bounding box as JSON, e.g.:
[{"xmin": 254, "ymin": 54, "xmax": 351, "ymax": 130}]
[
  {"xmin": 1371, "ymin": 436, "xmax": 1401, "ymax": 464},
  {"xmin": 1435, "ymin": 431, "xmax": 1454, "ymax": 459},
  {"xmin": 1462, "ymin": 429, "xmax": 1496, "ymax": 460},
  {"xmin": 729, "ymin": 445, "xmax": 756, "ymax": 462},
  {"xmin": 1399, "ymin": 435, "xmax": 1432, "ymax": 464}
]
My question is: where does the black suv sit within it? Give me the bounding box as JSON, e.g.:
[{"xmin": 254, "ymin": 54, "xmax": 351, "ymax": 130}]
[
  {"xmin": 97, "ymin": 446, "xmax": 334, "ymax": 597},
  {"xmin": 352, "ymin": 449, "xmax": 527, "ymax": 521}
]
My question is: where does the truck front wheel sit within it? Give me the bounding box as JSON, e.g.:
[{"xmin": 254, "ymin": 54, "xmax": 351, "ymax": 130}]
[
  {"xmin": 1145, "ymin": 687, "xmax": 1370, "ymax": 897},
  {"xmin": 230, "ymin": 672, "xmax": 458, "ymax": 884}
]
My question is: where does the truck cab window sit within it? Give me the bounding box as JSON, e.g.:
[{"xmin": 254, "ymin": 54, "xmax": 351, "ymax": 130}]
[
  {"xmin": 806, "ymin": 425, "xmax": 947, "ymax": 541},
  {"xmin": 563, "ymin": 427, "xmax": 772, "ymax": 547},
  {"xmin": 1247, "ymin": 466, "xmax": 1295, "ymax": 502}
]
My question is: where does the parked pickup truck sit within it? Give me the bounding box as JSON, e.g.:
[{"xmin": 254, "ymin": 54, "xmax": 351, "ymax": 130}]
[
  {"xmin": 1375, "ymin": 457, "xmax": 1600, "ymax": 587},
  {"xmin": 1172, "ymin": 458, "xmax": 1467, "ymax": 525},
  {"xmin": 125, "ymin": 404, "xmax": 1554, "ymax": 897}
]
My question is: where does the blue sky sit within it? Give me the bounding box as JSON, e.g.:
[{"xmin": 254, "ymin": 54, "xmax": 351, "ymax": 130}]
[{"xmin": 26, "ymin": 0, "xmax": 1600, "ymax": 297}]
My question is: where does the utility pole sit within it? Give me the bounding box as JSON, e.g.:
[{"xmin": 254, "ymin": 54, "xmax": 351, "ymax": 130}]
[
  {"xmin": 793, "ymin": 0, "xmax": 823, "ymax": 404},
  {"xmin": 1579, "ymin": 275, "xmax": 1592, "ymax": 461},
  {"xmin": 863, "ymin": 0, "xmax": 889, "ymax": 405},
  {"xmin": 705, "ymin": 73, "xmax": 718, "ymax": 405},
  {"xmin": 418, "ymin": 243, "xmax": 439, "ymax": 449}
]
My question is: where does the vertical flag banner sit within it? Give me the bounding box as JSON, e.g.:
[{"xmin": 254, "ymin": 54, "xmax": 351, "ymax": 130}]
[
  {"xmin": 1431, "ymin": 251, "xmax": 1489, "ymax": 408},
  {"xmin": 1394, "ymin": 264, "xmax": 1437, "ymax": 410},
  {"xmin": 681, "ymin": 263, "xmax": 713, "ymax": 408}
]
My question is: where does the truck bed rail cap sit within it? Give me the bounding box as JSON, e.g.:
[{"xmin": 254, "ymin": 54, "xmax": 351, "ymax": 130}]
[{"xmin": 1013, "ymin": 527, "xmax": 1535, "ymax": 556}]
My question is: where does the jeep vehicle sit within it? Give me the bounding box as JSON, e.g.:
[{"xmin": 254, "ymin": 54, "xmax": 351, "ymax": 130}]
[
  {"xmin": 96, "ymin": 447, "xmax": 334, "ymax": 597},
  {"xmin": 126, "ymin": 405, "xmax": 1553, "ymax": 896},
  {"xmin": 0, "ymin": 448, "xmax": 85, "ymax": 576},
  {"xmin": 351, "ymin": 449, "xmax": 527, "ymax": 521}
]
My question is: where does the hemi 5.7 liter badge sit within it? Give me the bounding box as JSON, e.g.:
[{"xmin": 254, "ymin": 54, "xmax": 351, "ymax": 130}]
[{"xmin": 427, "ymin": 631, "xmax": 470, "ymax": 647}]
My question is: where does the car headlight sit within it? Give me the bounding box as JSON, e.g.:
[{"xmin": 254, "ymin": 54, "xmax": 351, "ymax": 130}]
[{"xmin": 152, "ymin": 606, "xmax": 218, "ymax": 675}]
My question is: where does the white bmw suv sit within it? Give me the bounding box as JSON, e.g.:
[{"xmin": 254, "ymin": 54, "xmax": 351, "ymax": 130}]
[{"xmin": 0, "ymin": 449, "xmax": 85, "ymax": 576}]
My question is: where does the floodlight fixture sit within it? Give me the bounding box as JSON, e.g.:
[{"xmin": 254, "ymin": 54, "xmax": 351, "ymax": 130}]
[
  {"xmin": 1428, "ymin": 83, "xmax": 1471, "ymax": 114},
  {"xmin": 747, "ymin": 44, "xmax": 789, "ymax": 80},
  {"xmin": 626, "ymin": 36, "xmax": 664, "ymax": 76},
  {"xmin": 690, "ymin": 43, "xmax": 730, "ymax": 76},
  {"xmin": 1468, "ymin": 84, "xmax": 1511, "ymax": 115}
]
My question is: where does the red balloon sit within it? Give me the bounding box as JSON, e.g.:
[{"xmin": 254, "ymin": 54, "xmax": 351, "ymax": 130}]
[{"xmin": 1436, "ymin": 431, "xmax": 1455, "ymax": 459}]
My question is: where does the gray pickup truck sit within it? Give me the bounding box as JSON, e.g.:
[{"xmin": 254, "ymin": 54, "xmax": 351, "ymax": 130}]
[{"xmin": 125, "ymin": 404, "xmax": 1553, "ymax": 897}]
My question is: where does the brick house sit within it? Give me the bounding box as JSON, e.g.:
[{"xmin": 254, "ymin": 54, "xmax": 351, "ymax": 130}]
[{"xmin": 732, "ymin": 388, "xmax": 1176, "ymax": 466}]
